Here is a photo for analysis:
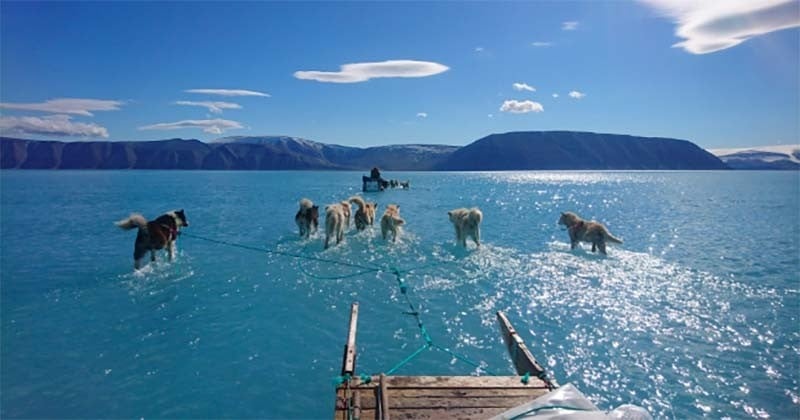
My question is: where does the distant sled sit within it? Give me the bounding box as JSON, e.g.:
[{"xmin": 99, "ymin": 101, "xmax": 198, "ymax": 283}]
[{"xmin": 362, "ymin": 175, "xmax": 384, "ymax": 192}]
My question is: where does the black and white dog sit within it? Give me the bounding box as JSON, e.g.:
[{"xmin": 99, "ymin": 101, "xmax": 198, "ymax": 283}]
[{"xmin": 116, "ymin": 209, "xmax": 189, "ymax": 269}]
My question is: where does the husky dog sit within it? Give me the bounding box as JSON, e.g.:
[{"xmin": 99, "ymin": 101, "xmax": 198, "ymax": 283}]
[
  {"xmin": 349, "ymin": 196, "xmax": 379, "ymax": 231},
  {"xmin": 340, "ymin": 201, "xmax": 352, "ymax": 228},
  {"xmin": 380, "ymin": 204, "xmax": 405, "ymax": 242},
  {"xmin": 399, "ymin": 181, "xmax": 410, "ymax": 189},
  {"xmin": 558, "ymin": 211, "xmax": 623, "ymax": 255},
  {"xmin": 116, "ymin": 209, "xmax": 189, "ymax": 269},
  {"xmin": 295, "ymin": 198, "xmax": 319, "ymax": 238},
  {"xmin": 447, "ymin": 207, "xmax": 483, "ymax": 248},
  {"xmin": 324, "ymin": 203, "xmax": 346, "ymax": 249}
]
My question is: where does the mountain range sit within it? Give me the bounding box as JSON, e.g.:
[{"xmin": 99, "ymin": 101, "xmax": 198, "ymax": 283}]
[
  {"xmin": 0, "ymin": 131, "xmax": 731, "ymax": 170},
  {"xmin": 709, "ymin": 145, "xmax": 800, "ymax": 170}
]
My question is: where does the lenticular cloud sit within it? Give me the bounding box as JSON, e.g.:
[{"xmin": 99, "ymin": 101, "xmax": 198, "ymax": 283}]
[
  {"xmin": 294, "ymin": 60, "xmax": 449, "ymax": 83},
  {"xmin": 500, "ymin": 100, "xmax": 544, "ymax": 114},
  {"xmin": 641, "ymin": 0, "xmax": 800, "ymax": 54},
  {"xmin": 139, "ymin": 119, "xmax": 243, "ymax": 135},
  {"xmin": 0, "ymin": 114, "xmax": 109, "ymax": 138}
]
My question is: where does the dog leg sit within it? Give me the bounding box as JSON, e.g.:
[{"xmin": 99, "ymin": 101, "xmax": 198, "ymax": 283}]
[
  {"xmin": 168, "ymin": 241, "xmax": 175, "ymax": 261},
  {"xmin": 134, "ymin": 259, "xmax": 142, "ymax": 270},
  {"xmin": 570, "ymin": 241, "xmax": 577, "ymax": 250},
  {"xmin": 591, "ymin": 243, "xmax": 596, "ymax": 252},
  {"xmin": 151, "ymin": 250, "xmax": 156, "ymax": 262},
  {"xmin": 474, "ymin": 227, "xmax": 481, "ymax": 247},
  {"xmin": 598, "ymin": 241, "xmax": 607, "ymax": 255}
]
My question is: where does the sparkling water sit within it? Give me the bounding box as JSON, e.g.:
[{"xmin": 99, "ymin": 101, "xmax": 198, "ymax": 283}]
[{"xmin": 1, "ymin": 170, "xmax": 798, "ymax": 419}]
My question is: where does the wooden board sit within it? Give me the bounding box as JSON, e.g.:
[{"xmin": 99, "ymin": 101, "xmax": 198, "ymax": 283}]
[
  {"xmin": 496, "ymin": 311, "xmax": 556, "ymax": 389},
  {"xmin": 341, "ymin": 302, "xmax": 359, "ymax": 376},
  {"xmin": 334, "ymin": 376, "xmax": 550, "ymax": 420}
]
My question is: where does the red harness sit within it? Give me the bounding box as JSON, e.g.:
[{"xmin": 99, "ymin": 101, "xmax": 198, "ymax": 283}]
[
  {"xmin": 159, "ymin": 223, "xmax": 179, "ymax": 241},
  {"xmin": 568, "ymin": 221, "xmax": 585, "ymax": 233}
]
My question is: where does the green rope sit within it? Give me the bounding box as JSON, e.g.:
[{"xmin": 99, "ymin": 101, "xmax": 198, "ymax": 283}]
[
  {"xmin": 181, "ymin": 231, "xmax": 549, "ymax": 382},
  {"xmin": 432, "ymin": 344, "xmax": 496, "ymax": 375},
  {"xmin": 521, "ymin": 372, "xmax": 530, "ymax": 384},
  {"xmin": 181, "ymin": 232, "xmax": 382, "ymax": 272},
  {"xmin": 298, "ymin": 265, "xmax": 380, "ymax": 281},
  {"xmin": 385, "ymin": 343, "xmax": 431, "ymax": 376}
]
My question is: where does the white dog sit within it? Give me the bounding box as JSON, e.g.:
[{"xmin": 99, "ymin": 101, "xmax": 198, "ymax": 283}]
[
  {"xmin": 380, "ymin": 204, "xmax": 405, "ymax": 242},
  {"xmin": 448, "ymin": 207, "xmax": 483, "ymax": 248},
  {"xmin": 324, "ymin": 203, "xmax": 346, "ymax": 249}
]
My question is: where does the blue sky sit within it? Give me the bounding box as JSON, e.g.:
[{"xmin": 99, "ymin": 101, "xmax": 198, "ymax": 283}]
[{"xmin": 0, "ymin": 1, "xmax": 798, "ymax": 149}]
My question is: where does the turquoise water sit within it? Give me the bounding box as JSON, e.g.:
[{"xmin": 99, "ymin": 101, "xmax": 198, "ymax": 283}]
[{"xmin": 1, "ymin": 170, "xmax": 798, "ymax": 419}]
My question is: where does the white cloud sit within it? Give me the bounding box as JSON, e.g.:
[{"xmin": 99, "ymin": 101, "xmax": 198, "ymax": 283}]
[
  {"xmin": 0, "ymin": 98, "xmax": 123, "ymax": 116},
  {"xmin": 513, "ymin": 82, "xmax": 536, "ymax": 92},
  {"xmin": 532, "ymin": 41, "xmax": 554, "ymax": 47},
  {"xmin": 0, "ymin": 114, "xmax": 109, "ymax": 138},
  {"xmin": 569, "ymin": 91, "xmax": 586, "ymax": 99},
  {"xmin": 174, "ymin": 101, "xmax": 242, "ymax": 114},
  {"xmin": 139, "ymin": 118, "xmax": 243, "ymax": 135},
  {"xmin": 294, "ymin": 60, "xmax": 449, "ymax": 83},
  {"xmin": 500, "ymin": 100, "xmax": 544, "ymax": 114},
  {"xmin": 475, "ymin": 46, "xmax": 485, "ymax": 52},
  {"xmin": 185, "ymin": 89, "xmax": 270, "ymax": 97},
  {"xmin": 552, "ymin": 93, "xmax": 560, "ymax": 98},
  {"xmin": 488, "ymin": 114, "xmax": 494, "ymax": 118},
  {"xmin": 640, "ymin": 0, "xmax": 800, "ymax": 54},
  {"xmin": 562, "ymin": 21, "xmax": 579, "ymax": 30},
  {"xmin": 417, "ymin": 112, "xmax": 428, "ymax": 118}
]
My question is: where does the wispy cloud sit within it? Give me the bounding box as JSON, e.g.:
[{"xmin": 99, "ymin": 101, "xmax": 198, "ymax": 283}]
[
  {"xmin": 174, "ymin": 101, "xmax": 242, "ymax": 114},
  {"xmin": 640, "ymin": 0, "xmax": 800, "ymax": 54},
  {"xmin": 0, "ymin": 98, "xmax": 123, "ymax": 116},
  {"xmin": 139, "ymin": 118, "xmax": 243, "ymax": 135},
  {"xmin": 513, "ymin": 82, "xmax": 536, "ymax": 92},
  {"xmin": 416, "ymin": 112, "xmax": 428, "ymax": 118},
  {"xmin": 552, "ymin": 93, "xmax": 560, "ymax": 98},
  {"xmin": 532, "ymin": 41, "xmax": 554, "ymax": 47},
  {"xmin": 0, "ymin": 114, "xmax": 109, "ymax": 138},
  {"xmin": 475, "ymin": 46, "xmax": 485, "ymax": 52},
  {"xmin": 562, "ymin": 21, "xmax": 579, "ymax": 31},
  {"xmin": 569, "ymin": 91, "xmax": 586, "ymax": 99},
  {"xmin": 294, "ymin": 60, "xmax": 449, "ymax": 83},
  {"xmin": 500, "ymin": 100, "xmax": 544, "ymax": 114},
  {"xmin": 185, "ymin": 89, "xmax": 270, "ymax": 97}
]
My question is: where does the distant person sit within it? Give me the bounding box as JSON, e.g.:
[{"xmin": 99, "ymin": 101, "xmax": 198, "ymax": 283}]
[{"xmin": 370, "ymin": 167, "xmax": 381, "ymax": 180}]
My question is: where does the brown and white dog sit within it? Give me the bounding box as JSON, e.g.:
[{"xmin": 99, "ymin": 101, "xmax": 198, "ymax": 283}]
[
  {"xmin": 324, "ymin": 203, "xmax": 346, "ymax": 249},
  {"xmin": 380, "ymin": 204, "xmax": 405, "ymax": 242},
  {"xmin": 295, "ymin": 198, "xmax": 319, "ymax": 238},
  {"xmin": 116, "ymin": 209, "xmax": 189, "ymax": 269},
  {"xmin": 349, "ymin": 196, "xmax": 379, "ymax": 231},
  {"xmin": 557, "ymin": 211, "xmax": 623, "ymax": 255},
  {"xmin": 448, "ymin": 207, "xmax": 483, "ymax": 248}
]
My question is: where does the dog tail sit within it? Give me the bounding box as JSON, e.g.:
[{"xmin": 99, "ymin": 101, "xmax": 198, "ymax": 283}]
[
  {"xmin": 604, "ymin": 229, "xmax": 623, "ymax": 244},
  {"xmin": 116, "ymin": 213, "xmax": 148, "ymax": 231},
  {"xmin": 348, "ymin": 196, "xmax": 367, "ymax": 209},
  {"xmin": 299, "ymin": 198, "xmax": 313, "ymax": 210}
]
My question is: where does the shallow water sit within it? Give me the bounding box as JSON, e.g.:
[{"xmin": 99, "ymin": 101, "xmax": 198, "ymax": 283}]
[{"xmin": 1, "ymin": 170, "xmax": 798, "ymax": 419}]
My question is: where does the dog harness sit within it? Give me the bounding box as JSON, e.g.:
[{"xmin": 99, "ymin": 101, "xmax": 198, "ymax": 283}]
[{"xmin": 159, "ymin": 223, "xmax": 179, "ymax": 241}]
